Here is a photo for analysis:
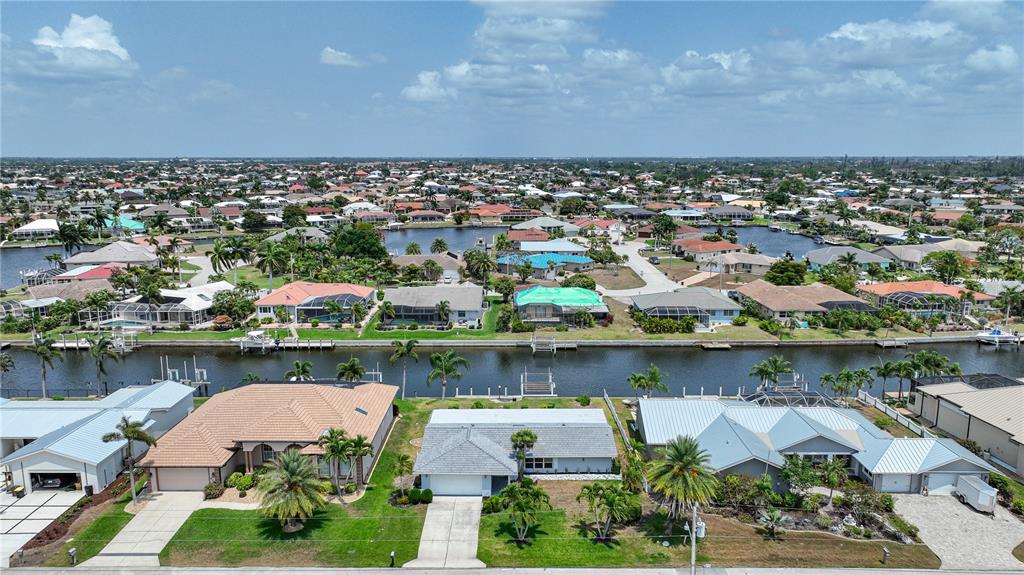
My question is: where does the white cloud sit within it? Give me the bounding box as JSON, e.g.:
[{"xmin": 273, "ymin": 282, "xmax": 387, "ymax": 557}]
[
  {"xmin": 826, "ymin": 19, "xmax": 960, "ymax": 44},
  {"xmin": 582, "ymin": 48, "xmax": 641, "ymax": 70},
  {"xmin": 320, "ymin": 47, "xmax": 362, "ymax": 67},
  {"xmin": 30, "ymin": 14, "xmax": 136, "ymax": 78},
  {"xmin": 470, "ymin": 1, "xmax": 608, "ymax": 20},
  {"xmin": 965, "ymin": 45, "xmax": 1019, "ymax": 73},
  {"xmin": 401, "ymin": 71, "xmax": 456, "ymax": 102},
  {"xmin": 920, "ymin": 0, "xmax": 1022, "ymax": 32}
]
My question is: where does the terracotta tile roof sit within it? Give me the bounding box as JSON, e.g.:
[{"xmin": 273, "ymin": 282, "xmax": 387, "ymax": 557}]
[
  {"xmin": 857, "ymin": 280, "xmax": 994, "ymax": 301},
  {"xmin": 141, "ymin": 383, "xmax": 397, "ymax": 467},
  {"xmin": 672, "ymin": 239, "xmax": 743, "ymax": 253},
  {"xmin": 508, "ymin": 228, "xmax": 550, "ymax": 242},
  {"xmin": 255, "ymin": 281, "xmax": 375, "ymax": 306}
]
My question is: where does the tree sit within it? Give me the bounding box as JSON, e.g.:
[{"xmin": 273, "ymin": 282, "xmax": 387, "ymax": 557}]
[
  {"xmin": 84, "ymin": 334, "xmax": 120, "ymax": 387},
  {"xmin": 651, "ymin": 213, "xmax": 678, "ymax": 249},
  {"xmin": 510, "ymin": 429, "xmax": 538, "ymax": 483},
  {"xmin": 426, "ymin": 350, "xmax": 469, "ymax": 400},
  {"xmin": 317, "ymin": 428, "xmax": 349, "ymax": 495},
  {"xmin": 493, "ymin": 479, "xmax": 551, "ymax": 543},
  {"xmin": 780, "ymin": 455, "xmax": 817, "ymax": 495},
  {"xmin": 628, "ymin": 371, "xmax": 648, "ymax": 399},
  {"xmin": 515, "ymin": 260, "xmax": 533, "ymax": 282},
  {"xmin": 405, "ymin": 242, "xmax": 422, "ymax": 255},
  {"xmin": 639, "ymin": 364, "xmax": 667, "ymax": 397},
  {"xmin": 241, "ymin": 210, "xmax": 268, "ymax": 231},
  {"xmin": 257, "ymin": 448, "xmax": 326, "ymax": 532},
  {"xmin": 436, "ymin": 300, "xmax": 451, "ymax": 324},
  {"xmin": 837, "ymin": 252, "xmax": 859, "ymax": 271},
  {"xmin": 102, "ymin": 415, "xmax": 157, "ymax": 507},
  {"xmin": 463, "ymin": 248, "xmax": 497, "ymax": 283},
  {"xmin": 764, "ymin": 260, "xmax": 807, "ymax": 285},
  {"xmin": 561, "ymin": 274, "xmax": 596, "ymax": 290},
  {"xmin": 647, "ymin": 436, "xmax": 719, "ymax": 536},
  {"xmin": 493, "ymin": 233, "xmax": 513, "ymax": 253},
  {"xmin": 57, "ymin": 221, "xmax": 84, "ymax": 255},
  {"xmin": 285, "ymin": 360, "xmax": 314, "ymax": 381},
  {"xmin": 421, "ymin": 259, "xmax": 443, "ymax": 282},
  {"xmin": 332, "ymin": 225, "xmax": 389, "ymax": 260},
  {"xmin": 577, "ymin": 482, "xmax": 639, "ymax": 541},
  {"xmin": 872, "ymin": 361, "xmax": 899, "ymax": 399},
  {"xmin": 227, "ymin": 236, "xmax": 253, "ymax": 284},
  {"xmin": 493, "ymin": 276, "xmax": 516, "ymax": 303},
  {"xmin": 924, "ymin": 251, "xmax": 966, "ymax": 284},
  {"xmin": 389, "ymin": 339, "xmax": 419, "ymax": 400},
  {"xmin": 759, "ymin": 507, "xmax": 784, "ymax": 540},
  {"xmin": 430, "ymin": 237, "xmax": 448, "ymax": 254},
  {"xmin": 347, "ymin": 434, "xmax": 373, "ymax": 486},
  {"xmin": 392, "ymin": 453, "xmax": 414, "ymax": 497},
  {"xmin": 255, "ymin": 240, "xmax": 288, "ymax": 290},
  {"xmin": 817, "ymin": 457, "xmax": 848, "ymax": 501},
  {"xmin": 749, "ymin": 355, "xmax": 793, "ymax": 389},
  {"xmin": 0, "ymin": 351, "xmax": 13, "ymax": 373},
  {"xmin": 336, "ymin": 357, "xmax": 366, "ymax": 382},
  {"xmin": 282, "ymin": 204, "xmax": 307, "ymax": 228},
  {"xmin": 28, "ymin": 334, "xmax": 61, "ymax": 399}
]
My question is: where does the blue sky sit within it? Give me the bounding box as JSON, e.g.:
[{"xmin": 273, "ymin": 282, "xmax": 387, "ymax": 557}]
[{"xmin": 2, "ymin": 1, "xmax": 1022, "ymax": 157}]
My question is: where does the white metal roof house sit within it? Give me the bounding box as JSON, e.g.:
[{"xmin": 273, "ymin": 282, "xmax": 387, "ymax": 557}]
[
  {"xmin": 0, "ymin": 381, "xmax": 195, "ymax": 495},
  {"xmin": 637, "ymin": 398, "xmax": 994, "ymax": 493},
  {"xmin": 413, "ymin": 409, "xmax": 618, "ymax": 496}
]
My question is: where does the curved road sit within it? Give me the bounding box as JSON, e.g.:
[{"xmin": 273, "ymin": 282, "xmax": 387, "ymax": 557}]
[{"xmin": 597, "ymin": 240, "xmax": 717, "ymax": 302}]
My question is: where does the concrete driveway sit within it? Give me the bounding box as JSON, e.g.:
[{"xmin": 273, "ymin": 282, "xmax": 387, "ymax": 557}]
[
  {"xmin": 894, "ymin": 493, "xmax": 1024, "ymax": 570},
  {"xmin": 599, "ymin": 241, "xmax": 683, "ymax": 302},
  {"xmin": 404, "ymin": 496, "xmax": 485, "ymax": 568},
  {"xmin": 81, "ymin": 491, "xmax": 203, "ymax": 567},
  {"xmin": 1, "ymin": 490, "xmax": 82, "ymax": 567}
]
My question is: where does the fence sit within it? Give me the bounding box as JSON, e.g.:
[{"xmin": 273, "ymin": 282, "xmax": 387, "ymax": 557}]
[
  {"xmin": 0, "ymin": 380, "xmax": 137, "ymax": 399},
  {"xmin": 856, "ymin": 389, "xmax": 935, "ymax": 438},
  {"xmin": 603, "ymin": 389, "xmax": 634, "ymax": 453}
]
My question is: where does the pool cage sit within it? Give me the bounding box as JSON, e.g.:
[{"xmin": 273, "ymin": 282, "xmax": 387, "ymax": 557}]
[
  {"xmin": 78, "ymin": 301, "xmax": 207, "ymax": 327},
  {"xmin": 0, "ymin": 301, "xmax": 29, "ymax": 319},
  {"xmin": 294, "ymin": 293, "xmax": 367, "ymax": 322},
  {"xmin": 636, "ymin": 305, "xmax": 711, "ymax": 327},
  {"xmin": 879, "ymin": 291, "xmax": 956, "ymax": 316}
]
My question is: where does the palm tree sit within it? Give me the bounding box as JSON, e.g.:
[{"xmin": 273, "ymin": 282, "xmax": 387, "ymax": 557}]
[
  {"xmin": 91, "ymin": 206, "xmax": 109, "ymax": 240},
  {"xmin": 759, "ymin": 507, "xmax": 784, "ymax": 540},
  {"xmin": 255, "ymin": 240, "xmax": 288, "ymax": 290},
  {"xmin": 317, "ymin": 428, "xmax": 349, "ymax": 495},
  {"xmin": 405, "ymin": 242, "xmax": 422, "ymax": 255},
  {"xmin": 335, "ymin": 357, "xmax": 366, "ymax": 383},
  {"xmin": 285, "ymin": 360, "xmax": 314, "ymax": 381},
  {"xmin": 0, "ymin": 351, "xmax": 13, "ymax": 373},
  {"xmin": 817, "ymin": 457, "xmax": 848, "ymax": 501},
  {"xmin": 837, "ymin": 252, "xmax": 859, "ymax": 271},
  {"xmin": 628, "ymin": 371, "xmax": 647, "ymax": 399},
  {"xmin": 148, "ymin": 213, "xmax": 171, "ymax": 233},
  {"xmin": 389, "ymin": 339, "xmax": 419, "ymax": 400},
  {"xmin": 27, "ymin": 334, "xmax": 61, "ymax": 399},
  {"xmin": 511, "ymin": 429, "xmax": 538, "ymax": 483},
  {"xmin": 257, "ymin": 448, "xmax": 326, "ymax": 532},
  {"xmin": 426, "ymin": 350, "xmax": 469, "ymax": 400},
  {"xmin": 56, "ymin": 221, "xmax": 84, "ymax": 255},
  {"xmin": 379, "ymin": 301, "xmax": 396, "ymax": 324},
  {"xmin": 210, "ymin": 238, "xmax": 231, "ymax": 276},
  {"xmin": 102, "ymin": 415, "xmax": 157, "ymax": 507},
  {"xmin": 748, "ymin": 355, "xmax": 793, "ymax": 389},
  {"xmin": 84, "ymin": 334, "xmax": 121, "ymax": 388},
  {"xmin": 430, "ymin": 237, "xmax": 448, "ymax": 254},
  {"xmin": 647, "ymin": 436, "xmax": 718, "ymax": 536},
  {"xmin": 228, "ymin": 236, "xmax": 252, "ymax": 284},
  {"xmin": 498, "ymin": 480, "xmax": 551, "ymax": 543},
  {"xmin": 347, "ymin": 435, "xmax": 374, "ymax": 486},
  {"xmin": 577, "ymin": 481, "xmax": 637, "ymax": 541},
  {"xmin": 872, "ymin": 360, "xmax": 899, "ymax": 400},
  {"xmin": 436, "ymin": 300, "xmax": 451, "ymax": 324},
  {"xmin": 391, "ymin": 453, "xmax": 414, "ymax": 497},
  {"xmin": 894, "ymin": 360, "xmax": 915, "ymax": 400},
  {"xmin": 641, "ymin": 364, "xmax": 668, "ymax": 397}
]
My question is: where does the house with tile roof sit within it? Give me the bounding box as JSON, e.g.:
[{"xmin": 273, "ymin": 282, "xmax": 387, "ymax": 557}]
[
  {"xmin": 736, "ymin": 279, "xmax": 874, "ymax": 321},
  {"xmin": 140, "ymin": 383, "xmax": 398, "ymax": 491},
  {"xmin": 856, "ymin": 280, "xmax": 994, "ymax": 317},
  {"xmin": 413, "ymin": 409, "xmax": 617, "ymax": 496},
  {"xmin": 255, "ymin": 281, "xmax": 376, "ymax": 323},
  {"xmin": 672, "ymin": 239, "xmax": 743, "ymax": 262},
  {"xmin": 637, "ymin": 398, "xmax": 993, "ymax": 493}
]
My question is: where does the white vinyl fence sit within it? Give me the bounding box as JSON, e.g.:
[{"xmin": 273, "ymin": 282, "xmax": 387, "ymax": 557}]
[{"xmin": 856, "ymin": 390, "xmax": 935, "ymax": 438}]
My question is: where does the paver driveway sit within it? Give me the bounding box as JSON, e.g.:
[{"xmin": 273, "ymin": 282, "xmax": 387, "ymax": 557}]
[
  {"xmin": 81, "ymin": 491, "xmax": 203, "ymax": 567},
  {"xmin": 1, "ymin": 490, "xmax": 81, "ymax": 568},
  {"xmin": 894, "ymin": 493, "xmax": 1024, "ymax": 570},
  {"xmin": 404, "ymin": 496, "xmax": 485, "ymax": 568}
]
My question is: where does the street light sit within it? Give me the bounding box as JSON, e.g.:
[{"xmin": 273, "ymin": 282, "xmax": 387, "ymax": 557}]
[{"xmin": 683, "ymin": 505, "xmax": 707, "ymax": 575}]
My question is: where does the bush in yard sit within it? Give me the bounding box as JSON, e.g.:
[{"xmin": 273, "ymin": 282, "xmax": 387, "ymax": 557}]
[
  {"xmin": 845, "ymin": 525, "xmax": 864, "ymax": 537},
  {"xmin": 396, "ymin": 495, "xmax": 409, "ymax": 505},
  {"xmin": 344, "ymin": 482, "xmax": 357, "ymax": 494},
  {"xmin": 576, "ymin": 394, "xmax": 591, "ymax": 406},
  {"xmin": 238, "ymin": 489, "xmax": 247, "ymax": 498},
  {"xmin": 889, "ymin": 514, "xmax": 919, "ymax": 539},
  {"xmin": 409, "ymin": 488, "xmax": 422, "ymax": 504},
  {"xmin": 731, "ymin": 315, "xmax": 749, "ymax": 326},
  {"xmin": 1012, "ymin": 499, "xmax": 1024, "ymax": 515},
  {"xmin": 483, "ymin": 495, "xmax": 507, "ymax": 513},
  {"xmin": 204, "ymin": 482, "xmax": 226, "ymax": 500},
  {"xmin": 311, "ymin": 319, "xmax": 319, "ymax": 327},
  {"xmin": 472, "ymin": 400, "xmax": 485, "ymax": 409},
  {"xmin": 989, "ymin": 472, "xmax": 1011, "ymax": 496},
  {"xmin": 879, "ymin": 493, "xmax": 895, "ymax": 512},
  {"xmin": 815, "ymin": 515, "xmax": 833, "ymax": 530},
  {"xmin": 319, "ymin": 480, "xmax": 334, "ymax": 494},
  {"xmin": 235, "ymin": 474, "xmax": 256, "ymax": 491},
  {"xmin": 421, "ymin": 489, "xmax": 433, "ymax": 503},
  {"xmin": 226, "ymin": 472, "xmax": 243, "ymax": 488},
  {"xmin": 873, "ymin": 415, "xmax": 895, "ymax": 430},
  {"xmin": 958, "ymin": 439, "xmax": 982, "ymax": 455}
]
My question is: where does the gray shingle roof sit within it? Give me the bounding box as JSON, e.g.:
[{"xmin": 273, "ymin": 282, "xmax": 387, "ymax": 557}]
[
  {"xmin": 383, "ymin": 286, "xmax": 483, "ymax": 311},
  {"xmin": 632, "ymin": 287, "xmax": 740, "ymax": 312}
]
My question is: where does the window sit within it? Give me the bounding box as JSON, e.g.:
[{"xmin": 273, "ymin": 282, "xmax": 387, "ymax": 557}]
[
  {"xmin": 261, "ymin": 444, "xmax": 275, "ymax": 463},
  {"xmin": 524, "ymin": 457, "xmax": 553, "ymax": 471}
]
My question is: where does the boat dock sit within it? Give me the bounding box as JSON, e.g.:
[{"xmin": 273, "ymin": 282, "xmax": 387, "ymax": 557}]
[
  {"xmin": 530, "ymin": 335, "xmax": 577, "ymax": 354},
  {"xmin": 701, "ymin": 342, "xmax": 732, "ymax": 350},
  {"xmin": 875, "ymin": 339, "xmax": 908, "ymax": 348},
  {"xmin": 233, "ymin": 330, "xmax": 337, "ymax": 353},
  {"xmin": 976, "ymin": 328, "xmax": 1022, "ymax": 348}
]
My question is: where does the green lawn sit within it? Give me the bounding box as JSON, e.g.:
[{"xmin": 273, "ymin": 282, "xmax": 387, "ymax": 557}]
[
  {"xmin": 234, "ymin": 265, "xmax": 288, "ymax": 290},
  {"xmin": 46, "ymin": 495, "xmax": 136, "ymax": 566},
  {"xmin": 137, "ymin": 330, "xmax": 245, "ymax": 341},
  {"xmin": 360, "ymin": 298, "xmax": 502, "ymax": 340},
  {"xmin": 295, "ymin": 329, "xmax": 361, "ymax": 340}
]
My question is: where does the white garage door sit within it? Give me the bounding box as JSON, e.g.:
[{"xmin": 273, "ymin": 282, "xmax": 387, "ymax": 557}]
[
  {"xmin": 156, "ymin": 468, "xmax": 210, "ymax": 491},
  {"xmin": 927, "ymin": 473, "xmax": 959, "ymax": 493},
  {"xmin": 879, "ymin": 474, "xmax": 913, "ymax": 493},
  {"xmin": 429, "ymin": 474, "xmax": 484, "ymax": 496}
]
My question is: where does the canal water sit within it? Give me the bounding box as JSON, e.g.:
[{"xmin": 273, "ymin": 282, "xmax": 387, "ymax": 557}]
[
  {"xmin": 2, "ymin": 343, "xmax": 1021, "ymax": 399},
  {"xmin": 384, "ymin": 226, "xmax": 507, "ymax": 254},
  {"xmin": 700, "ymin": 226, "xmax": 818, "ymax": 259},
  {"xmin": 1, "ymin": 246, "xmax": 71, "ymax": 289}
]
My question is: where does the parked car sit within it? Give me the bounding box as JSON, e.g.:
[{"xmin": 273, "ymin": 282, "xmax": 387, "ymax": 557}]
[
  {"xmin": 953, "ymin": 475, "xmax": 997, "ymax": 514},
  {"xmin": 41, "ymin": 478, "xmax": 62, "ymax": 489},
  {"xmin": 648, "ymin": 256, "xmax": 661, "ymax": 265}
]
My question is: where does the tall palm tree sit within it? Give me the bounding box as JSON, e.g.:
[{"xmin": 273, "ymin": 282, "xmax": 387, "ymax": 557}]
[
  {"xmin": 285, "ymin": 360, "xmax": 314, "ymax": 381},
  {"xmin": 347, "ymin": 435, "xmax": 374, "ymax": 486},
  {"xmin": 91, "ymin": 206, "xmax": 109, "ymax": 240},
  {"xmin": 84, "ymin": 334, "xmax": 121, "ymax": 388},
  {"xmin": 872, "ymin": 360, "xmax": 899, "ymax": 399},
  {"xmin": 392, "ymin": 453, "xmax": 414, "ymax": 497},
  {"xmin": 817, "ymin": 457, "xmax": 848, "ymax": 500},
  {"xmin": 436, "ymin": 300, "xmax": 451, "ymax": 324},
  {"xmin": 497, "ymin": 480, "xmax": 551, "ymax": 543},
  {"xmin": 430, "ymin": 237, "xmax": 448, "ymax": 254},
  {"xmin": 426, "ymin": 350, "xmax": 469, "ymax": 400},
  {"xmin": 56, "ymin": 221, "xmax": 84, "ymax": 255},
  {"xmin": 255, "ymin": 240, "xmax": 288, "ymax": 290},
  {"xmin": 511, "ymin": 428, "xmax": 537, "ymax": 483},
  {"xmin": 837, "ymin": 252, "xmax": 859, "ymax": 271},
  {"xmin": 336, "ymin": 357, "xmax": 366, "ymax": 383},
  {"xmin": 389, "ymin": 339, "xmax": 419, "ymax": 400},
  {"xmin": 405, "ymin": 242, "xmax": 421, "ymax": 255},
  {"xmin": 379, "ymin": 301, "xmax": 396, "ymax": 324},
  {"xmin": 257, "ymin": 448, "xmax": 326, "ymax": 532},
  {"xmin": 317, "ymin": 428, "xmax": 350, "ymax": 494},
  {"xmin": 748, "ymin": 355, "xmax": 793, "ymax": 389},
  {"xmin": 209, "ymin": 238, "xmax": 231, "ymax": 276},
  {"xmin": 228, "ymin": 236, "xmax": 252, "ymax": 284},
  {"xmin": 647, "ymin": 435, "xmax": 719, "ymax": 536},
  {"xmin": 641, "ymin": 364, "xmax": 668, "ymax": 397},
  {"xmin": 102, "ymin": 416, "xmax": 157, "ymax": 507},
  {"xmin": 894, "ymin": 360, "xmax": 915, "ymax": 400},
  {"xmin": 27, "ymin": 334, "xmax": 61, "ymax": 398}
]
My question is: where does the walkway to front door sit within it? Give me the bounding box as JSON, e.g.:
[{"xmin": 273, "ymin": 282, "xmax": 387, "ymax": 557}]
[{"xmin": 404, "ymin": 496, "xmax": 484, "ymax": 569}]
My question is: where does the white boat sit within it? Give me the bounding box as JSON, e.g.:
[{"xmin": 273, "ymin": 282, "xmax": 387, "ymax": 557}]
[
  {"xmin": 232, "ymin": 330, "xmax": 277, "ymax": 352},
  {"xmin": 730, "ymin": 219, "xmax": 747, "ymax": 226},
  {"xmin": 976, "ymin": 328, "xmax": 1020, "ymax": 347}
]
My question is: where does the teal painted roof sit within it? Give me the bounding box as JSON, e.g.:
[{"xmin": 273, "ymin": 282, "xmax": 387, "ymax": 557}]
[{"xmin": 515, "ymin": 286, "xmax": 602, "ymax": 307}]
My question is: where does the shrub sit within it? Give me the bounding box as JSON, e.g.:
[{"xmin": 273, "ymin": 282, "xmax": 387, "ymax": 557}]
[
  {"xmin": 1012, "ymin": 499, "xmax": 1024, "ymax": 515},
  {"xmin": 862, "ymin": 528, "xmax": 873, "ymax": 539},
  {"xmin": 420, "ymin": 489, "xmax": 433, "ymax": 503},
  {"xmin": 319, "ymin": 480, "xmax": 334, "ymax": 494},
  {"xmin": 879, "ymin": 493, "xmax": 895, "ymax": 513},
  {"xmin": 815, "ymin": 515, "xmax": 833, "ymax": 530},
  {"xmin": 204, "ymin": 482, "xmax": 225, "ymax": 500},
  {"xmin": 235, "ymin": 474, "xmax": 256, "ymax": 491},
  {"xmin": 238, "ymin": 489, "xmax": 247, "ymax": 498},
  {"xmin": 483, "ymin": 495, "xmax": 508, "ymax": 513},
  {"xmin": 737, "ymin": 513, "xmax": 754, "ymax": 524},
  {"xmin": 226, "ymin": 472, "xmax": 243, "ymax": 488},
  {"xmin": 731, "ymin": 315, "xmax": 749, "ymax": 326},
  {"xmin": 409, "ymin": 488, "xmax": 422, "ymax": 504},
  {"xmin": 873, "ymin": 415, "xmax": 895, "ymax": 429},
  {"xmin": 989, "ymin": 473, "xmax": 1011, "ymax": 497},
  {"xmin": 576, "ymin": 394, "xmax": 591, "ymax": 406},
  {"xmin": 311, "ymin": 319, "xmax": 320, "ymax": 327},
  {"xmin": 396, "ymin": 495, "xmax": 409, "ymax": 505},
  {"xmin": 889, "ymin": 514, "xmax": 919, "ymax": 539},
  {"xmin": 472, "ymin": 401, "xmax": 485, "ymax": 409},
  {"xmin": 959, "ymin": 439, "xmax": 982, "ymax": 455},
  {"xmin": 845, "ymin": 525, "xmax": 863, "ymax": 537},
  {"xmin": 831, "ymin": 495, "xmax": 845, "ymax": 508},
  {"xmin": 344, "ymin": 482, "xmax": 357, "ymax": 494},
  {"xmin": 260, "ymin": 317, "xmax": 273, "ymax": 324}
]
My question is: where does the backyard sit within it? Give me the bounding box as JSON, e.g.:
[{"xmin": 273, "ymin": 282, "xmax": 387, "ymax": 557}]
[{"xmin": 589, "ymin": 266, "xmax": 645, "ymax": 290}]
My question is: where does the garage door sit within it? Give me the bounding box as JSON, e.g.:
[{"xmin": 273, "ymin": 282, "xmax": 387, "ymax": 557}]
[
  {"xmin": 156, "ymin": 468, "xmax": 210, "ymax": 491},
  {"xmin": 879, "ymin": 474, "xmax": 913, "ymax": 493},
  {"xmin": 927, "ymin": 473, "xmax": 959, "ymax": 493},
  {"xmin": 429, "ymin": 474, "xmax": 484, "ymax": 496}
]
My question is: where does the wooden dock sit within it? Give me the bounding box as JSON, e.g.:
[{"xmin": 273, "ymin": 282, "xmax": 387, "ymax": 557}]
[
  {"xmin": 279, "ymin": 339, "xmax": 336, "ymax": 350},
  {"xmin": 530, "ymin": 336, "xmax": 577, "ymax": 354}
]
